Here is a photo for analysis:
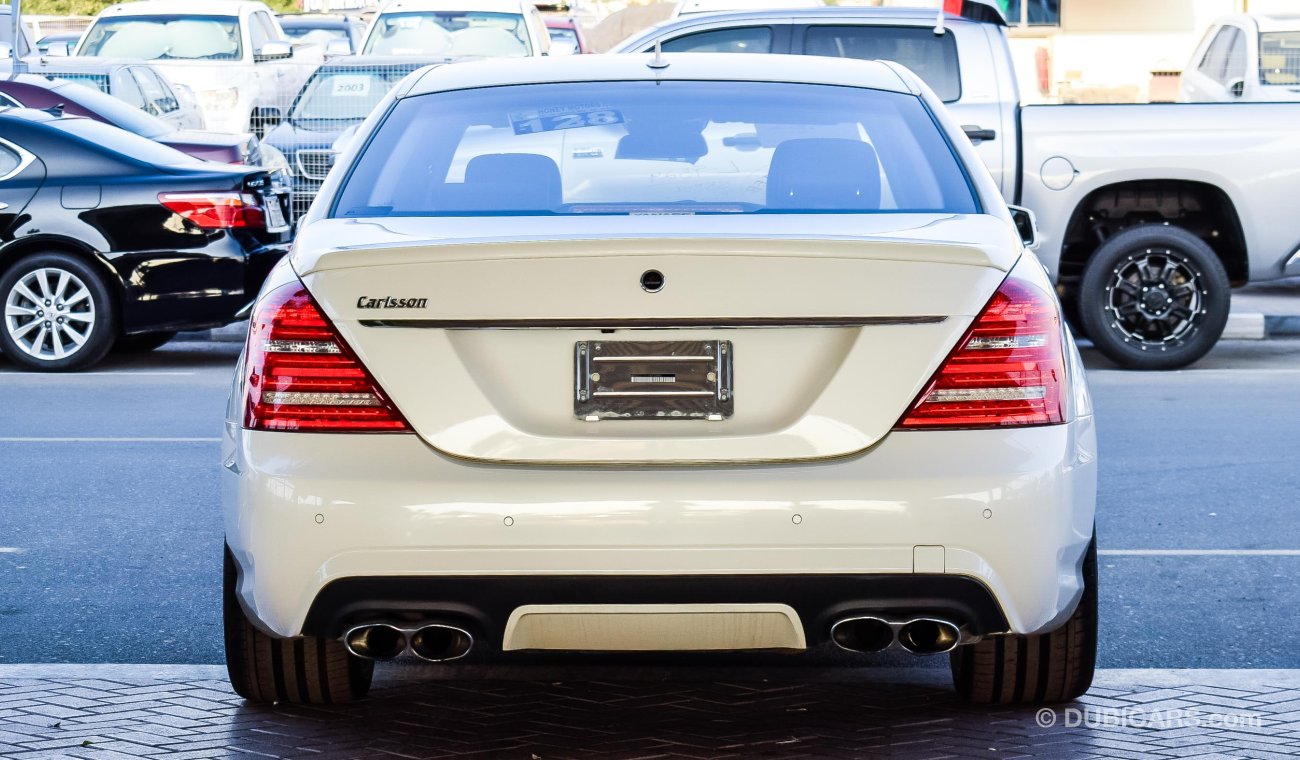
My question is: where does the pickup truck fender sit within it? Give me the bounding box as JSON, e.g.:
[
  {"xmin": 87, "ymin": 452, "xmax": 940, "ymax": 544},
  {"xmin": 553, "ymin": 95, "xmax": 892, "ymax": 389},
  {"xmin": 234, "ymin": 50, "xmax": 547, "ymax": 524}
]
[{"xmin": 1020, "ymin": 103, "xmax": 1300, "ymax": 286}]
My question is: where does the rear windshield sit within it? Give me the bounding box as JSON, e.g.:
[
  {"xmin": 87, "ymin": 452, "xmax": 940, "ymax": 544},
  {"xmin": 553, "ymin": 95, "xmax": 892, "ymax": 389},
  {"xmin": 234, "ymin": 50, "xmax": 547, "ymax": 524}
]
[
  {"xmin": 1259, "ymin": 31, "xmax": 1300, "ymax": 86},
  {"xmin": 78, "ymin": 15, "xmax": 242, "ymax": 61},
  {"xmin": 363, "ymin": 12, "xmax": 531, "ymax": 57},
  {"xmin": 803, "ymin": 26, "xmax": 961, "ymax": 103},
  {"xmin": 332, "ymin": 80, "xmax": 978, "ymax": 218}
]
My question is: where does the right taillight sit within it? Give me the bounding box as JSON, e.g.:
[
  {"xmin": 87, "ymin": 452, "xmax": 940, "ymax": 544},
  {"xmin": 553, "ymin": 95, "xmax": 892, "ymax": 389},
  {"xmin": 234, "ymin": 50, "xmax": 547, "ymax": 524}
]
[
  {"xmin": 896, "ymin": 259, "xmax": 1066, "ymax": 430},
  {"xmin": 243, "ymin": 280, "xmax": 410, "ymax": 432}
]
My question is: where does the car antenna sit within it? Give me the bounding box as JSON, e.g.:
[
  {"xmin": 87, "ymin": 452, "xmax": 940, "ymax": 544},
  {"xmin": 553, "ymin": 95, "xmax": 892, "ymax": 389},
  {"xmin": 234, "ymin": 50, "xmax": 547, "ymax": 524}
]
[
  {"xmin": 934, "ymin": 6, "xmax": 946, "ymax": 35},
  {"xmin": 648, "ymin": 39, "xmax": 669, "ymax": 70},
  {"xmin": 43, "ymin": 103, "xmax": 65, "ymax": 117}
]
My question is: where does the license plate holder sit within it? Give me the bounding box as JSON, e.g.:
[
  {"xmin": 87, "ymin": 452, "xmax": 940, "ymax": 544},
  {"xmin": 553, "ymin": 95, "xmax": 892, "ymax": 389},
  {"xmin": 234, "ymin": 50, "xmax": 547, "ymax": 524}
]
[
  {"xmin": 262, "ymin": 191, "xmax": 289, "ymax": 231},
  {"xmin": 575, "ymin": 340, "xmax": 733, "ymax": 421}
]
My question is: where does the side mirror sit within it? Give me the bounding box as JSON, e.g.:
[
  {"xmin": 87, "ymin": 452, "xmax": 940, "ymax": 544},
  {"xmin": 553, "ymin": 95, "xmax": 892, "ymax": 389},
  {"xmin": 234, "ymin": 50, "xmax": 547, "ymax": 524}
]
[
  {"xmin": 0, "ymin": 43, "xmax": 13, "ymax": 60},
  {"xmin": 1008, "ymin": 205, "xmax": 1039, "ymax": 249},
  {"xmin": 254, "ymin": 41, "xmax": 293, "ymax": 62},
  {"xmin": 1227, "ymin": 78, "xmax": 1245, "ymax": 98},
  {"xmin": 44, "ymin": 41, "xmax": 70, "ymax": 57},
  {"xmin": 325, "ymin": 38, "xmax": 352, "ymax": 57}
]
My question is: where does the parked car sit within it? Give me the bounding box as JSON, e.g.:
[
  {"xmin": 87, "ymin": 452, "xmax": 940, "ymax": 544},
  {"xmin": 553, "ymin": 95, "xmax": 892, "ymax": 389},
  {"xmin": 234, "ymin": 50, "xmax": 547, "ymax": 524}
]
[
  {"xmin": 361, "ymin": 0, "xmax": 551, "ymax": 57},
  {"xmin": 222, "ymin": 53, "xmax": 1097, "ymax": 707},
  {"xmin": 1181, "ymin": 14, "xmax": 1300, "ymax": 102},
  {"xmin": 35, "ymin": 32, "xmax": 84, "ymax": 56},
  {"xmin": 263, "ymin": 56, "xmax": 450, "ymax": 220},
  {"xmin": 615, "ymin": 2, "xmax": 1300, "ymax": 370},
  {"xmin": 0, "ymin": 107, "xmax": 291, "ymax": 371},
  {"xmin": 0, "ymin": 6, "xmax": 35, "ymax": 58},
  {"xmin": 277, "ymin": 13, "xmax": 367, "ymax": 55},
  {"xmin": 9, "ymin": 58, "xmax": 204, "ymax": 130},
  {"xmin": 74, "ymin": 0, "xmax": 324, "ymax": 136},
  {"xmin": 544, "ymin": 17, "xmax": 587, "ymax": 54},
  {"xmin": 0, "ymin": 74, "xmax": 275, "ymax": 168}
]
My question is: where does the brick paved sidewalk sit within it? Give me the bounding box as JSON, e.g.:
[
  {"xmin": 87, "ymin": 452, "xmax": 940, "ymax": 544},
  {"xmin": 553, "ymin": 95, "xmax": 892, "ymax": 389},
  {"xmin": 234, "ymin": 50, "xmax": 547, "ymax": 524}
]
[{"xmin": 1, "ymin": 666, "xmax": 1298, "ymax": 759}]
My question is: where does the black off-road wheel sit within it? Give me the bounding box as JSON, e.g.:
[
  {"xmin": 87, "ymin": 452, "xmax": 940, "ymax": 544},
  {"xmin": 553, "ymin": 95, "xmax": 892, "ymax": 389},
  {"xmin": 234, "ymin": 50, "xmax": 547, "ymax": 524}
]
[
  {"xmin": 949, "ymin": 535, "xmax": 1097, "ymax": 705},
  {"xmin": 1079, "ymin": 225, "xmax": 1229, "ymax": 370},
  {"xmin": 223, "ymin": 546, "xmax": 373, "ymax": 704}
]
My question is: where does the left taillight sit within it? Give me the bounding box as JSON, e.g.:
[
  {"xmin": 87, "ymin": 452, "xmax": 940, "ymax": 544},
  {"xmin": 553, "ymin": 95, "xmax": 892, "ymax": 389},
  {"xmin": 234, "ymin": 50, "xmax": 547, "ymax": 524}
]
[
  {"xmin": 159, "ymin": 192, "xmax": 265, "ymax": 229},
  {"xmin": 895, "ymin": 256, "xmax": 1067, "ymax": 430},
  {"xmin": 243, "ymin": 280, "xmax": 411, "ymax": 432}
]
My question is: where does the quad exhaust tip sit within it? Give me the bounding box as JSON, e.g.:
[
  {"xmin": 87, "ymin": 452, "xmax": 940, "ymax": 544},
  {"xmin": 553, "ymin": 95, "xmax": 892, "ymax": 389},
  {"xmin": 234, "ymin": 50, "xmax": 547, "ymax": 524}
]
[
  {"xmin": 830, "ymin": 616, "xmax": 962, "ymax": 656},
  {"xmin": 343, "ymin": 623, "xmax": 474, "ymax": 662}
]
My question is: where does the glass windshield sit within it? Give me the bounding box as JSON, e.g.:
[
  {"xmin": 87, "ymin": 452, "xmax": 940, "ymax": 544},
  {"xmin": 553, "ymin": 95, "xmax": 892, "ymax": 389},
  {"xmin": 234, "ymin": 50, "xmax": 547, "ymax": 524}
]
[
  {"xmin": 78, "ymin": 15, "xmax": 243, "ymax": 61},
  {"xmin": 283, "ymin": 25, "xmax": 349, "ymax": 46},
  {"xmin": 804, "ymin": 26, "xmax": 962, "ymax": 103},
  {"xmin": 332, "ymin": 81, "xmax": 978, "ymax": 218},
  {"xmin": 293, "ymin": 68, "xmax": 416, "ymax": 121},
  {"xmin": 53, "ymin": 79, "xmax": 173, "ymax": 139},
  {"xmin": 1259, "ymin": 31, "xmax": 1300, "ymax": 85},
  {"xmin": 363, "ymin": 12, "xmax": 531, "ymax": 57},
  {"xmin": 547, "ymin": 28, "xmax": 578, "ymax": 46}
]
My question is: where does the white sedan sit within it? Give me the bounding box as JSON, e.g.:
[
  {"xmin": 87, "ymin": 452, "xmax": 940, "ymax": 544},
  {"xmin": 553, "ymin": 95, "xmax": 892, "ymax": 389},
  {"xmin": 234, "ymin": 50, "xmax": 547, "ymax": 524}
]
[{"xmin": 221, "ymin": 53, "xmax": 1098, "ymax": 706}]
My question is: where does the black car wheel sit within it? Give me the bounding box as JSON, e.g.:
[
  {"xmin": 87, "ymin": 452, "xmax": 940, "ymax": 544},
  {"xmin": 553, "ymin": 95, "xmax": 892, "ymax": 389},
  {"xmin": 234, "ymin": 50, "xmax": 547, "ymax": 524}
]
[
  {"xmin": 224, "ymin": 546, "xmax": 374, "ymax": 704},
  {"xmin": 950, "ymin": 534, "xmax": 1097, "ymax": 704},
  {"xmin": 1079, "ymin": 225, "xmax": 1230, "ymax": 370},
  {"xmin": 0, "ymin": 253, "xmax": 116, "ymax": 372},
  {"xmin": 114, "ymin": 331, "xmax": 177, "ymax": 353}
]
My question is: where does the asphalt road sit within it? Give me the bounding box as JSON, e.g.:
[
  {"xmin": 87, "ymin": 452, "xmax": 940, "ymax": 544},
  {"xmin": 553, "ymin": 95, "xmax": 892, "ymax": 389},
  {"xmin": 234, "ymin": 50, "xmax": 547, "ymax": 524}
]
[{"xmin": 1, "ymin": 338, "xmax": 1298, "ymax": 668}]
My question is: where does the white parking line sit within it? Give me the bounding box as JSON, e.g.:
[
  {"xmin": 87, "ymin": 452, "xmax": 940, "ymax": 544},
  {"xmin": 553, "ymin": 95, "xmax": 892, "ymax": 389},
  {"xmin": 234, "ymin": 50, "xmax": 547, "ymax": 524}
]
[
  {"xmin": 1101, "ymin": 549, "xmax": 1300, "ymax": 556},
  {"xmin": 0, "ymin": 437, "xmax": 220, "ymax": 443}
]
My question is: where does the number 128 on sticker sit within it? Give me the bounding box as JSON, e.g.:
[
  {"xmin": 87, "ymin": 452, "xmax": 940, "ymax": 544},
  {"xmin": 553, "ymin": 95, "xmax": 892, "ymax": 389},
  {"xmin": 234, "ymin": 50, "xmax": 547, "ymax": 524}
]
[{"xmin": 511, "ymin": 108, "xmax": 624, "ymax": 135}]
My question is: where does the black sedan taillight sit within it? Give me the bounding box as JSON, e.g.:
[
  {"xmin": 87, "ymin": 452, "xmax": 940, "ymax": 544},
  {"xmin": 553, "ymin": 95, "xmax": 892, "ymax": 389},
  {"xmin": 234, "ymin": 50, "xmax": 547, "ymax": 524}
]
[{"xmin": 158, "ymin": 192, "xmax": 266, "ymax": 229}]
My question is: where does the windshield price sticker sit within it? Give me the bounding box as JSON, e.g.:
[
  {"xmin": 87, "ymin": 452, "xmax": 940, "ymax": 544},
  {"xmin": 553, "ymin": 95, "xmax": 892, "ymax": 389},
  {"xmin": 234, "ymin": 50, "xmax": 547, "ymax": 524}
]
[
  {"xmin": 330, "ymin": 75, "xmax": 373, "ymax": 97},
  {"xmin": 510, "ymin": 106, "xmax": 624, "ymax": 135}
]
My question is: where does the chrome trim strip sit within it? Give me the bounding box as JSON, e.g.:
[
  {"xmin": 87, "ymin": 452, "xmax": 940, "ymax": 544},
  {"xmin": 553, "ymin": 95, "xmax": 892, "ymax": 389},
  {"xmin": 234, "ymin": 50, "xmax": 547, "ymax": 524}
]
[
  {"xmin": 0, "ymin": 136, "xmax": 37, "ymax": 183},
  {"xmin": 359, "ymin": 316, "xmax": 946, "ymax": 329}
]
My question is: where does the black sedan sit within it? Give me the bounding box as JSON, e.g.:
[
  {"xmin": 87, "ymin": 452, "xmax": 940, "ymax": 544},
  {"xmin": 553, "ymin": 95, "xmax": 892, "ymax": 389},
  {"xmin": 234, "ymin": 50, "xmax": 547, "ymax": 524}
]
[{"xmin": 0, "ymin": 107, "xmax": 290, "ymax": 371}]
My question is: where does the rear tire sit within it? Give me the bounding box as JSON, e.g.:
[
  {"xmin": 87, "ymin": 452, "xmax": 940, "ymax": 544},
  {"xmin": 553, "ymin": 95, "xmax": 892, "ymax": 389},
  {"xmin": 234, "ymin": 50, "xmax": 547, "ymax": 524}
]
[
  {"xmin": 1078, "ymin": 225, "xmax": 1229, "ymax": 370},
  {"xmin": 223, "ymin": 546, "xmax": 373, "ymax": 704},
  {"xmin": 949, "ymin": 534, "xmax": 1097, "ymax": 704},
  {"xmin": 0, "ymin": 252, "xmax": 116, "ymax": 372}
]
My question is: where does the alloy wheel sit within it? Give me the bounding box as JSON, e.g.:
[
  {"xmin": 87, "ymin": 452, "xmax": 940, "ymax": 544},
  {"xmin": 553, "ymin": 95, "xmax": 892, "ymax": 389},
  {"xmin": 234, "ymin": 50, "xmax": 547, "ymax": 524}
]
[
  {"xmin": 4, "ymin": 267, "xmax": 97, "ymax": 361},
  {"xmin": 1105, "ymin": 249, "xmax": 1205, "ymax": 348}
]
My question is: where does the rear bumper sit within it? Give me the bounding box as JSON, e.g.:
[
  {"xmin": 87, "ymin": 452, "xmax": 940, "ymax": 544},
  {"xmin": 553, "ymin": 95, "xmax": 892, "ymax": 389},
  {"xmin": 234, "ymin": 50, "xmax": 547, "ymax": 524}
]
[{"xmin": 223, "ymin": 418, "xmax": 1096, "ymax": 641}]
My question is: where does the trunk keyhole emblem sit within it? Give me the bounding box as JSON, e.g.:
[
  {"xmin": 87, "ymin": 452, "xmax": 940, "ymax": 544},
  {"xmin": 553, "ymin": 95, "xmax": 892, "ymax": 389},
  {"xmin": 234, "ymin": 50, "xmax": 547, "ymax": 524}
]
[{"xmin": 641, "ymin": 270, "xmax": 665, "ymax": 292}]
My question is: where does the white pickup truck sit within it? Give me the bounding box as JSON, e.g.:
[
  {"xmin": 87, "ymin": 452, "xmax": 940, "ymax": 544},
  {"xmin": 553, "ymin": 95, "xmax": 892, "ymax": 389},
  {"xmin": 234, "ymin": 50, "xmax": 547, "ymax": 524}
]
[
  {"xmin": 617, "ymin": 3, "xmax": 1300, "ymax": 369},
  {"xmin": 74, "ymin": 0, "xmax": 322, "ymax": 136}
]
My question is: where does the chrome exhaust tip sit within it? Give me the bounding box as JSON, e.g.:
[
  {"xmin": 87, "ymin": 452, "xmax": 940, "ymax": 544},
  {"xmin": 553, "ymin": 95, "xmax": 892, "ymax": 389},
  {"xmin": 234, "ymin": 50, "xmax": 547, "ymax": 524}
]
[
  {"xmin": 897, "ymin": 618, "xmax": 961, "ymax": 655},
  {"xmin": 343, "ymin": 623, "xmax": 407, "ymax": 660},
  {"xmin": 409, "ymin": 624, "xmax": 474, "ymax": 663},
  {"xmin": 830, "ymin": 616, "xmax": 894, "ymax": 654}
]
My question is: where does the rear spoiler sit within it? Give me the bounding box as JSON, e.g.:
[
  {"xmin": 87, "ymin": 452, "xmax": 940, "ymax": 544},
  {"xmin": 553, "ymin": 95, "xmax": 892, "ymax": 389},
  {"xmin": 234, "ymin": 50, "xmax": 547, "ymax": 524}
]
[{"xmin": 942, "ymin": 0, "xmax": 1008, "ymax": 26}]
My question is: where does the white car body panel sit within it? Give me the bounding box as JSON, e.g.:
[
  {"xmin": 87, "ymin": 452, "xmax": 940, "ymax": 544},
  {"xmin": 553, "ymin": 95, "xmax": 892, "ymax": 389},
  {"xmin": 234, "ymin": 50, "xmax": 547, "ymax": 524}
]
[
  {"xmin": 1181, "ymin": 15, "xmax": 1300, "ymax": 104},
  {"xmin": 225, "ymin": 54, "xmax": 1096, "ymax": 658},
  {"xmin": 294, "ymin": 215, "xmax": 1014, "ymax": 464}
]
